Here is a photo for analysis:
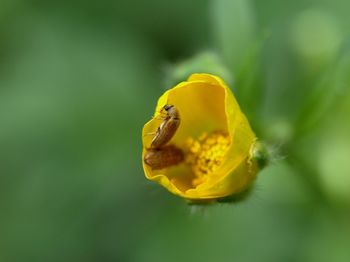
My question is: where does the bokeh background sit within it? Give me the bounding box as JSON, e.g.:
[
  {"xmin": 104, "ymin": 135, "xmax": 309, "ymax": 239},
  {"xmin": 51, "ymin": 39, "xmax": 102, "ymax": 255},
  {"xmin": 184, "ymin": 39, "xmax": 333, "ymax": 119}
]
[{"xmin": 1, "ymin": 0, "xmax": 350, "ymax": 261}]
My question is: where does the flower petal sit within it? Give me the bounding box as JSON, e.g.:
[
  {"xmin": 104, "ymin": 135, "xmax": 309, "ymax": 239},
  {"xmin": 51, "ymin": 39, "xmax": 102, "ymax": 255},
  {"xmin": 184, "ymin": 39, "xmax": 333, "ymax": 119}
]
[{"xmin": 142, "ymin": 73, "xmax": 260, "ymax": 200}]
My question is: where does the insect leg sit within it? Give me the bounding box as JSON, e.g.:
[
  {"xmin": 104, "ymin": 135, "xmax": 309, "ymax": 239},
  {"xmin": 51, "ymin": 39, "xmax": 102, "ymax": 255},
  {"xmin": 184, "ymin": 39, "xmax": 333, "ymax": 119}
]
[{"xmin": 143, "ymin": 132, "xmax": 156, "ymax": 137}]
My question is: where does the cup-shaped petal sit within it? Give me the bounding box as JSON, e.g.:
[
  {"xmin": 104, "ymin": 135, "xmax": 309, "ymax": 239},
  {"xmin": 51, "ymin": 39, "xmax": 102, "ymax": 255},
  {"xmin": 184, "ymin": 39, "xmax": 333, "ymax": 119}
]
[{"xmin": 142, "ymin": 73, "xmax": 261, "ymax": 200}]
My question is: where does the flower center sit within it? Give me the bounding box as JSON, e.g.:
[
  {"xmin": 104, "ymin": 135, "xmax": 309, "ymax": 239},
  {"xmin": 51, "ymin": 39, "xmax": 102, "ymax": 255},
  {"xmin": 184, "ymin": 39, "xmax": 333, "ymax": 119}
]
[{"xmin": 185, "ymin": 131, "xmax": 231, "ymax": 187}]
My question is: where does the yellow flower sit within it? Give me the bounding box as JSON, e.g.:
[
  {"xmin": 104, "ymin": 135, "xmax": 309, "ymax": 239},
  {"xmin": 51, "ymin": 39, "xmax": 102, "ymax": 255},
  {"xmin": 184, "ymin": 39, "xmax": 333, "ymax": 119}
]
[{"xmin": 142, "ymin": 73, "xmax": 265, "ymax": 201}]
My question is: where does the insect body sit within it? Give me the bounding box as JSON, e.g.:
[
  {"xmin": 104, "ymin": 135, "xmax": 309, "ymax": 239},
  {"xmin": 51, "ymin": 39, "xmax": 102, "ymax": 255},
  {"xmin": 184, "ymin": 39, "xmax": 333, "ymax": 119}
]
[
  {"xmin": 150, "ymin": 104, "xmax": 180, "ymax": 148},
  {"xmin": 144, "ymin": 104, "xmax": 183, "ymax": 170},
  {"xmin": 144, "ymin": 145, "xmax": 184, "ymax": 170}
]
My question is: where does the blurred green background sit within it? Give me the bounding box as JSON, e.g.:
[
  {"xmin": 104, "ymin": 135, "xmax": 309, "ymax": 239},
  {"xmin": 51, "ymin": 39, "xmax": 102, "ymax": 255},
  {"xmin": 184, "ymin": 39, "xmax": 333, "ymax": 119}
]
[{"xmin": 1, "ymin": 0, "xmax": 350, "ymax": 261}]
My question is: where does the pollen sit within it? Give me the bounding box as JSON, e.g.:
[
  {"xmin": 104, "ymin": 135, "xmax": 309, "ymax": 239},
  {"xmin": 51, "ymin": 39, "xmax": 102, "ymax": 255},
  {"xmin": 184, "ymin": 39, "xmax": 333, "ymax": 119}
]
[{"xmin": 185, "ymin": 131, "xmax": 231, "ymax": 186}]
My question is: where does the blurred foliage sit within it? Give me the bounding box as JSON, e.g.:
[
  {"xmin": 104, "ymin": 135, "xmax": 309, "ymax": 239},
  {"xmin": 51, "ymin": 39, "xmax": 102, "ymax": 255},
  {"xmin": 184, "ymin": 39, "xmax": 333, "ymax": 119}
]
[{"xmin": 0, "ymin": 0, "xmax": 350, "ymax": 261}]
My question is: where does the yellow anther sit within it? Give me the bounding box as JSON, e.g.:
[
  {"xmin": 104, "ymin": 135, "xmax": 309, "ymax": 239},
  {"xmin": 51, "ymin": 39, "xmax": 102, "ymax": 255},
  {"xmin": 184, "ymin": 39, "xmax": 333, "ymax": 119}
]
[{"xmin": 185, "ymin": 131, "xmax": 231, "ymax": 186}]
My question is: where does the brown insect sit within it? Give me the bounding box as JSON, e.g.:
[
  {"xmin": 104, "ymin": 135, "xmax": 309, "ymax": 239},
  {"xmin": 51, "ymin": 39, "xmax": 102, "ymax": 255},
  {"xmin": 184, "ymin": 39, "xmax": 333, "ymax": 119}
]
[
  {"xmin": 144, "ymin": 104, "xmax": 183, "ymax": 170},
  {"xmin": 144, "ymin": 145, "xmax": 184, "ymax": 170},
  {"xmin": 150, "ymin": 104, "xmax": 180, "ymax": 149}
]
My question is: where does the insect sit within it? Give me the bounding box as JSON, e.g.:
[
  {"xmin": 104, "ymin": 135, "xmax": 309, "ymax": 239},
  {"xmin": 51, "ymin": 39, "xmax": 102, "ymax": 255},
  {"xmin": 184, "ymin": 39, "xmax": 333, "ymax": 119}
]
[
  {"xmin": 144, "ymin": 104, "xmax": 183, "ymax": 170},
  {"xmin": 150, "ymin": 104, "xmax": 180, "ymax": 149},
  {"xmin": 144, "ymin": 145, "xmax": 184, "ymax": 170}
]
